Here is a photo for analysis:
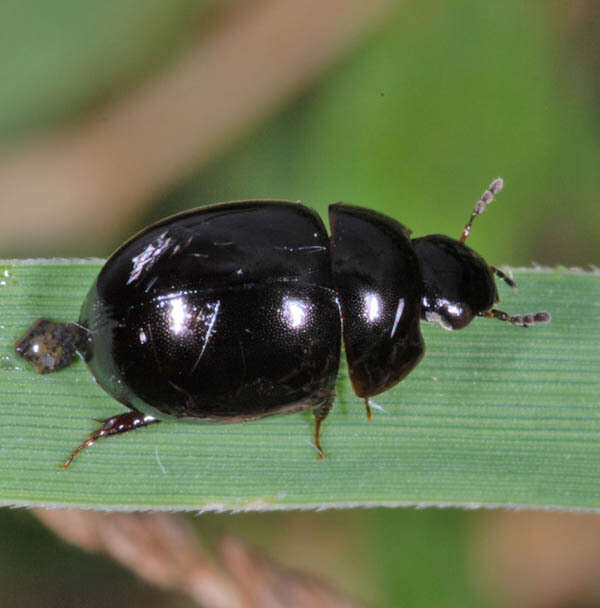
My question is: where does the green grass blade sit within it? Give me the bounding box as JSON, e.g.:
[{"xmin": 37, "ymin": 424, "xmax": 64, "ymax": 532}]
[{"xmin": 0, "ymin": 260, "xmax": 598, "ymax": 511}]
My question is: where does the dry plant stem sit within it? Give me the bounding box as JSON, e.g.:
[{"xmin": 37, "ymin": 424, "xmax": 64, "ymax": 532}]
[
  {"xmin": 33, "ymin": 509, "xmax": 367, "ymax": 608},
  {"xmin": 0, "ymin": 0, "xmax": 395, "ymax": 252},
  {"xmin": 472, "ymin": 510, "xmax": 600, "ymax": 608},
  {"xmin": 33, "ymin": 509, "xmax": 242, "ymax": 608},
  {"xmin": 220, "ymin": 537, "xmax": 366, "ymax": 608}
]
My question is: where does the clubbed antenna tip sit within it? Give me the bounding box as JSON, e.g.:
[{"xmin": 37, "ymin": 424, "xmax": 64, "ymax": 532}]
[
  {"xmin": 480, "ymin": 309, "xmax": 552, "ymax": 327},
  {"xmin": 489, "ymin": 177, "xmax": 504, "ymax": 195},
  {"xmin": 460, "ymin": 177, "xmax": 504, "ymax": 244}
]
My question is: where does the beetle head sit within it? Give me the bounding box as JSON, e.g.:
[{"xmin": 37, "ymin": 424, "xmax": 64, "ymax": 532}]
[{"xmin": 411, "ymin": 235, "xmax": 498, "ymax": 330}]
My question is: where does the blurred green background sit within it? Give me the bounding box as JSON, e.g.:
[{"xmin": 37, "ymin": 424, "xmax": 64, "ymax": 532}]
[{"xmin": 1, "ymin": 0, "xmax": 599, "ymax": 607}]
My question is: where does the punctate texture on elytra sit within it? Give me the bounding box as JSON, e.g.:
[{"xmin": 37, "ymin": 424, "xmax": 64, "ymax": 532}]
[{"xmin": 80, "ymin": 201, "xmax": 343, "ymax": 422}]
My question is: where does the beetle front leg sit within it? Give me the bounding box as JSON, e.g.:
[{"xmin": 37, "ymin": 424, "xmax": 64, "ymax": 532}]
[{"xmin": 489, "ymin": 266, "xmax": 516, "ymax": 289}]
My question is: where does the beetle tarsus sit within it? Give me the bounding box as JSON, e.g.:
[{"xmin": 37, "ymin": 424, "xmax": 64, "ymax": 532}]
[
  {"xmin": 364, "ymin": 397, "xmax": 372, "ymax": 421},
  {"xmin": 313, "ymin": 395, "xmax": 334, "ymax": 459},
  {"xmin": 314, "ymin": 419, "xmax": 325, "ymax": 460},
  {"xmin": 62, "ymin": 409, "xmax": 159, "ymax": 468}
]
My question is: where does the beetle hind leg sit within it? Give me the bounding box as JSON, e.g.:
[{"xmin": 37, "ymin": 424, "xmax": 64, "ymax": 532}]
[
  {"xmin": 478, "ymin": 308, "xmax": 551, "ymax": 327},
  {"xmin": 62, "ymin": 408, "xmax": 159, "ymax": 469}
]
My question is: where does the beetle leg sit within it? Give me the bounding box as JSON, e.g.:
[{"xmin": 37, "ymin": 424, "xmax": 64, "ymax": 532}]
[
  {"xmin": 460, "ymin": 177, "xmax": 504, "ymax": 243},
  {"xmin": 489, "ymin": 266, "xmax": 517, "ymax": 289},
  {"xmin": 313, "ymin": 394, "xmax": 335, "ymax": 459},
  {"xmin": 478, "ymin": 309, "xmax": 551, "ymax": 327},
  {"xmin": 62, "ymin": 409, "xmax": 159, "ymax": 469},
  {"xmin": 364, "ymin": 397, "xmax": 372, "ymax": 421}
]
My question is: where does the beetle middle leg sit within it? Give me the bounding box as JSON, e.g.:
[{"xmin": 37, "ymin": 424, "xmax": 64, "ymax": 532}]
[
  {"xmin": 363, "ymin": 397, "xmax": 372, "ymax": 421},
  {"xmin": 313, "ymin": 393, "xmax": 335, "ymax": 459},
  {"xmin": 62, "ymin": 408, "xmax": 160, "ymax": 469},
  {"xmin": 479, "ymin": 309, "xmax": 551, "ymax": 327}
]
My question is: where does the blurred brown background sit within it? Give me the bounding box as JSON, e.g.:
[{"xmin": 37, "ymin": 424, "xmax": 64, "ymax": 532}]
[{"xmin": 1, "ymin": 1, "xmax": 600, "ymax": 606}]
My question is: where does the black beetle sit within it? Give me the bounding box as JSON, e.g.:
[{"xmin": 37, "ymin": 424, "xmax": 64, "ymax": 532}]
[{"xmin": 15, "ymin": 178, "xmax": 550, "ymax": 467}]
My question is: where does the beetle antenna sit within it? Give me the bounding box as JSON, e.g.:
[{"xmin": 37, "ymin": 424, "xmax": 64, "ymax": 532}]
[
  {"xmin": 490, "ymin": 265, "xmax": 517, "ymax": 289},
  {"xmin": 460, "ymin": 177, "xmax": 504, "ymax": 243},
  {"xmin": 478, "ymin": 309, "xmax": 551, "ymax": 327}
]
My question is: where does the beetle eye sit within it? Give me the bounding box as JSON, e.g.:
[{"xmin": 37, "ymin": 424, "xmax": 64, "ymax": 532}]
[
  {"xmin": 443, "ymin": 300, "xmax": 473, "ymax": 330},
  {"xmin": 423, "ymin": 297, "xmax": 473, "ymax": 331}
]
